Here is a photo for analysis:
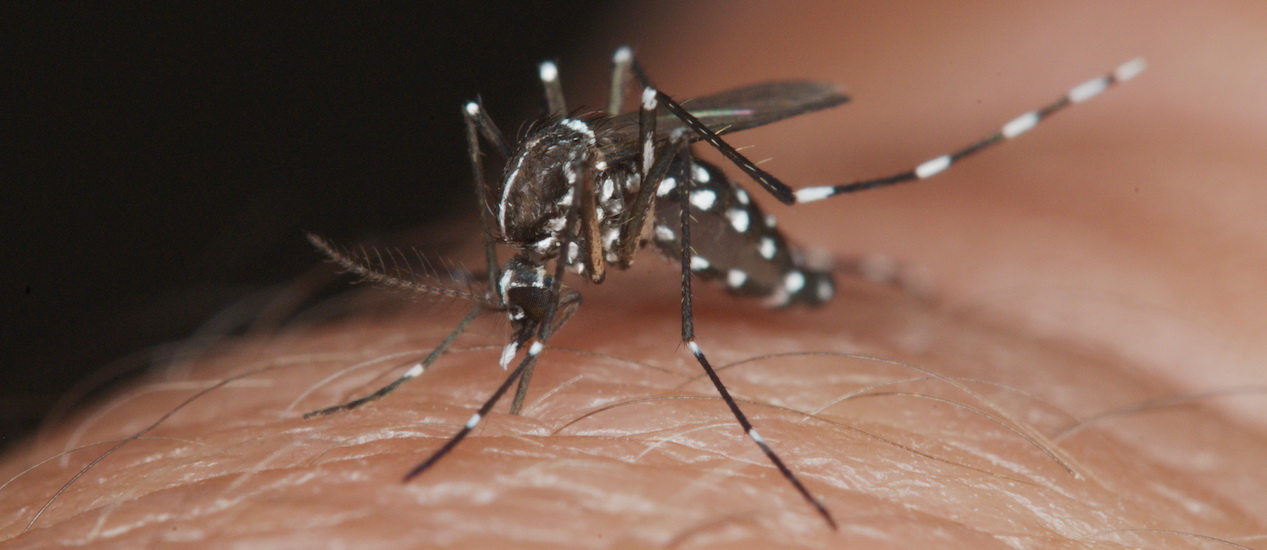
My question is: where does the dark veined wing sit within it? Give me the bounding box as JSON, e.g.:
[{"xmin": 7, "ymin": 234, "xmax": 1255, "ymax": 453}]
[{"xmin": 601, "ymin": 80, "xmax": 848, "ymax": 161}]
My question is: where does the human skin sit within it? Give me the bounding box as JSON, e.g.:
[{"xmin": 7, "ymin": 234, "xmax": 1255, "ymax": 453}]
[{"xmin": 3, "ymin": 2, "xmax": 1267, "ymax": 549}]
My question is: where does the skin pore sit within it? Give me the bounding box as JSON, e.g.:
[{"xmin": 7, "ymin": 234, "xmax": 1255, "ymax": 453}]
[{"xmin": 4, "ymin": 2, "xmax": 1266, "ymax": 548}]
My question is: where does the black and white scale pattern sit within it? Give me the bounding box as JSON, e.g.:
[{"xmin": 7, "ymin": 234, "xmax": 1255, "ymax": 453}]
[
  {"xmin": 497, "ymin": 114, "xmax": 833, "ymax": 308},
  {"xmin": 299, "ymin": 47, "xmax": 1146, "ymax": 531},
  {"xmin": 650, "ymin": 160, "xmax": 834, "ymax": 307}
]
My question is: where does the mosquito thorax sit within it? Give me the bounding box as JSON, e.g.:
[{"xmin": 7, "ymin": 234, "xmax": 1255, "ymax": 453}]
[{"xmin": 497, "ymin": 118, "xmax": 601, "ymax": 255}]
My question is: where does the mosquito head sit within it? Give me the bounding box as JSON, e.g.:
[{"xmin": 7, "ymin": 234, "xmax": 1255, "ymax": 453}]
[{"xmin": 498, "ymin": 256, "xmax": 557, "ymax": 328}]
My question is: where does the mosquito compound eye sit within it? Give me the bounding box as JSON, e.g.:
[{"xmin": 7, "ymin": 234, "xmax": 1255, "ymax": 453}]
[{"xmin": 505, "ymin": 286, "xmax": 553, "ymax": 323}]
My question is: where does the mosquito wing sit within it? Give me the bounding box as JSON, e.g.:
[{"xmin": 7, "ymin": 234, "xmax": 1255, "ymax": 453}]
[{"xmin": 602, "ymin": 80, "xmax": 848, "ymax": 161}]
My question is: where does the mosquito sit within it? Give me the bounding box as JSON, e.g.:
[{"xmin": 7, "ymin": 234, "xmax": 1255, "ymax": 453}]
[{"xmin": 305, "ymin": 46, "xmax": 1145, "ymax": 529}]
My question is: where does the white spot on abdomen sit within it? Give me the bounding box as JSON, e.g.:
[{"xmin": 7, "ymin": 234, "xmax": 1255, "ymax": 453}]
[
  {"xmin": 689, "ymin": 189, "xmax": 717, "ymax": 210},
  {"xmin": 784, "ymin": 270, "xmax": 806, "ymax": 293},
  {"xmin": 692, "ymin": 164, "xmax": 711, "ymax": 183},
  {"xmin": 816, "ymin": 278, "xmax": 834, "ymax": 302},
  {"xmin": 759, "ymin": 237, "xmax": 777, "ymax": 260},
  {"xmin": 654, "ymin": 225, "xmax": 675, "ymax": 242},
  {"xmin": 657, "ymin": 177, "xmax": 677, "ymax": 197}
]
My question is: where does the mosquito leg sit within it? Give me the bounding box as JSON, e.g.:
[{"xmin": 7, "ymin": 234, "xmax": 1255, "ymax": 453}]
[
  {"xmin": 303, "ymin": 305, "xmax": 482, "ymax": 418},
  {"xmin": 303, "ymin": 99, "xmax": 515, "ymax": 418},
  {"xmin": 405, "ymin": 339, "xmax": 541, "ymax": 481},
  {"xmin": 668, "ymin": 132, "xmax": 838, "ymax": 529},
  {"xmin": 612, "ymin": 86, "xmax": 671, "ymax": 267},
  {"xmin": 575, "ymin": 153, "xmax": 606, "ymax": 283},
  {"xmin": 512, "ymin": 283, "xmax": 583, "ymax": 414},
  {"xmin": 630, "ymin": 56, "xmax": 1144, "ymax": 207},
  {"xmin": 409, "ymin": 227, "xmax": 582, "ymax": 480},
  {"xmin": 463, "ymin": 99, "xmax": 511, "ymax": 159},
  {"xmin": 404, "ymin": 296, "xmax": 580, "ymax": 481},
  {"xmin": 539, "ymin": 60, "xmax": 567, "ymax": 117},
  {"xmin": 510, "ymin": 141, "xmax": 594, "ymax": 413},
  {"xmin": 464, "ymin": 99, "xmax": 551, "ymax": 417},
  {"xmin": 629, "ymin": 59, "xmax": 797, "ymax": 204},
  {"xmin": 300, "ymin": 232, "xmax": 503, "ymax": 418},
  {"xmin": 464, "ymin": 101, "xmax": 508, "ymax": 301},
  {"xmin": 607, "ymin": 46, "xmax": 633, "ymax": 115},
  {"xmin": 638, "ymin": 87, "xmax": 658, "ymax": 181},
  {"xmin": 794, "ymin": 58, "xmax": 1147, "ymax": 203},
  {"xmin": 303, "ymin": 96, "xmax": 519, "ymax": 419},
  {"xmin": 511, "ymin": 134, "xmax": 593, "ymax": 412},
  {"xmin": 509, "ymin": 143, "xmax": 592, "ymax": 410}
]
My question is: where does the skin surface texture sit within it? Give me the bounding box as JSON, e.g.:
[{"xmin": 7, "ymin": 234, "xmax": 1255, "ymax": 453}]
[{"xmin": 4, "ymin": 2, "xmax": 1266, "ymax": 548}]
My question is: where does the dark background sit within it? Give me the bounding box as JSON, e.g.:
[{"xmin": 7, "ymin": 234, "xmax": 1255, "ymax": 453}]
[{"xmin": 4, "ymin": 3, "xmax": 608, "ymax": 451}]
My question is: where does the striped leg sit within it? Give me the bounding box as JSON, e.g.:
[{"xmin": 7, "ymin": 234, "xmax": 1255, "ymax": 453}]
[
  {"xmin": 300, "ymin": 232, "xmax": 501, "ymax": 418},
  {"xmin": 667, "ymin": 130, "xmax": 839, "ymax": 529},
  {"xmin": 629, "ymin": 59, "xmax": 797, "ymax": 204},
  {"xmin": 407, "ymin": 241, "xmax": 583, "ymax": 482},
  {"xmin": 630, "ymin": 55, "xmax": 1144, "ymax": 206},
  {"xmin": 304, "ymin": 304, "xmax": 482, "ymax": 419},
  {"xmin": 538, "ymin": 60, "xmax": 566, "ymax": 117},
  {"xmin": 794, "ymin": 58, "xmax": 1147, "ymax": 202},
  {"xmin": 404, "ymin": 288, "xmax": 581, "ymax": 481},
  {"xmin": 540, "ymin": 47, "xmax": 638, "ymax": 116},
  {"xmin": 304, "ymin": 100, "xmax": 518, "ymax": 418},
  {"xmin": 609, "ymin": 85, "xmax": 668, "ymax": 268},
  {"xmin": 607, "ymin": 46, "xmax": 633, "ymax": 116}
]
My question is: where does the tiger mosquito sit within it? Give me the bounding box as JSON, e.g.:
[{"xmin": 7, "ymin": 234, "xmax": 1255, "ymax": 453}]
[{"xmin": 306, "ymin": 47, "xmax": 1145, "ymax": 528}]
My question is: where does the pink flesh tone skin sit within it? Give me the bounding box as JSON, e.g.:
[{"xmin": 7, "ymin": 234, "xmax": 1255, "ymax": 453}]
[{"xmin": 4, "ymin": 2, "xmax": 1266, "ymax": 548}]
